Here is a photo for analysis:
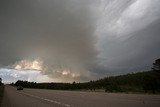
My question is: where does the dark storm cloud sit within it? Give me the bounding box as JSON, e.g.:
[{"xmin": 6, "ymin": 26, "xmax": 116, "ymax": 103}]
[
  {"xmin": 96, "ymin": 20, "xmax": 160, "ymax": 76},
  {"xmin": 95, "ymin": 0, "xmax": 160, "ymax": 76},
  {"xmin": 0, "ymin": 0, "xmax": 99, "ymax": 82},
  {"xmin": 0, "ymin": 0, "xmax": 160, "ymax": 82}
]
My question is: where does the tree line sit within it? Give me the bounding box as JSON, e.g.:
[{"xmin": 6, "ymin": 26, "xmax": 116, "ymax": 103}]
[
  {"xmin": 13, "ymin": 70, "xmax": 160, "ymax": 94},
  {"xmin": 13, "ymin": 58, "xmax": 160, "ymax": 94}
]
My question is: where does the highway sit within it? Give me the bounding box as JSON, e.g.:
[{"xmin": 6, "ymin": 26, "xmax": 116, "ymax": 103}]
[{"xmin": 1, "ymin": 85, "xmax": 160, "ymax": 107}]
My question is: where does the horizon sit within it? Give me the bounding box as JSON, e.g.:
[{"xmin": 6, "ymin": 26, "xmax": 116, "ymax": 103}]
[
  {"xmin": 1, "ymin": 68, "xmax": 152, "ymax": 84},
  {"xmin": 0, "ymin": 0, "xmax": 160, "ymax": 83}
]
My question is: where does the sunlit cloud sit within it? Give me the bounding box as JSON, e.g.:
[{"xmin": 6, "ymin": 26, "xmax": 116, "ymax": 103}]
[
  {"xmin": 11, "ymin": 59, "xmax": 43, "ymax": 71},
  {"xmin": 8, "ymin": 59, "xmax": 89, "ymax": 83}
]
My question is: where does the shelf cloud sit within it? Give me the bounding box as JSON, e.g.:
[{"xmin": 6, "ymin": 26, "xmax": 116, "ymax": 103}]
[{"xmin": 0, "ymin": 0, "xmax": 160, "ymax": 82}]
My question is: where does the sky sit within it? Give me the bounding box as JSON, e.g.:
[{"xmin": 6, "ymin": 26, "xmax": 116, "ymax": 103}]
[{"xmin": 0, "ymin": 0, "xmax": 160, "ymax": 83}]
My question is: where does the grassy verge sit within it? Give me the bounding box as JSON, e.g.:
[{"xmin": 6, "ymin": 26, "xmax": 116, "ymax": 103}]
[{"xmin": 0, "ymin": 85, "xmax": 4, "ymax": 105}]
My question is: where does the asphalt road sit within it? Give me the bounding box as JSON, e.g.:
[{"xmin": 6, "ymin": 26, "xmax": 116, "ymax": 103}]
[{"xmin": 1, "ymin": 85, "xmax": 160, "ymax": 107}]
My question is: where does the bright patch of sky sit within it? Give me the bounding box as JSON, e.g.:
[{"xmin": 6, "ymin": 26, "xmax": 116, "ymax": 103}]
[{"xmin": 0, "ymin": 68, "xmax": 56, "ymax": 83}]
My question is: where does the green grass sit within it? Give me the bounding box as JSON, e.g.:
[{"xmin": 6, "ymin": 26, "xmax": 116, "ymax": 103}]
[{"xmin": 0, "ymin": 85, "xmax": 4, "ymax": 105}]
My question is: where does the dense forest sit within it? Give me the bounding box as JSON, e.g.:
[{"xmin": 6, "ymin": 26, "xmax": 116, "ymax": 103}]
[
  {"xmin": 13, "ymin": 70, "xmax": 160, "ymax": 94},
  {"xmin": 13, "ymin": 59, "xmax": 160, "ymax": 94}
]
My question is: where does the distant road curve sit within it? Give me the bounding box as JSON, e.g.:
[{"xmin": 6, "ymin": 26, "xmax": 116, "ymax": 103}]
[{"xmin": 1, "ymin": 85, "xmax": 160, "ymax": 107}]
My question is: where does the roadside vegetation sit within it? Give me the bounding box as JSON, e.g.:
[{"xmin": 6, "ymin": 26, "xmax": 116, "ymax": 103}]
[
  {"xmin": 0, "ymin": 78, "xmax": 4, "ymax": 105},
  {"xmin": 13, "ymin": 58, "xmax": 160, "ymax": 94}
]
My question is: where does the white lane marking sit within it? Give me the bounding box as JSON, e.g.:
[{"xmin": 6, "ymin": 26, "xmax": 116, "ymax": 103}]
[{"xmin": 17, "ymin": 91, "xmax": 71, "ymax": 107}]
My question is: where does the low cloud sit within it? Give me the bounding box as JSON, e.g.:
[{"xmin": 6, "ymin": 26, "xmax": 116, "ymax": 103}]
[{"xmin": 0, "ymin": 0, "xmax": 99, "ymax": 82}]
